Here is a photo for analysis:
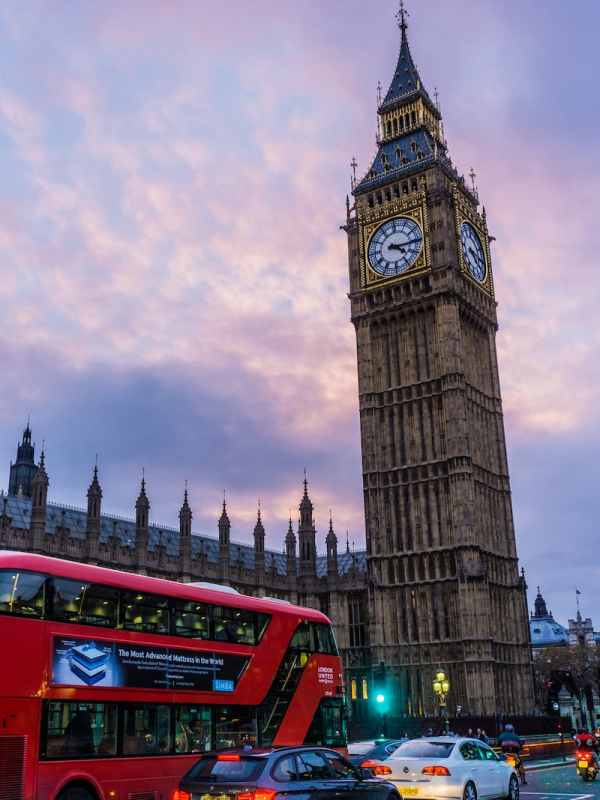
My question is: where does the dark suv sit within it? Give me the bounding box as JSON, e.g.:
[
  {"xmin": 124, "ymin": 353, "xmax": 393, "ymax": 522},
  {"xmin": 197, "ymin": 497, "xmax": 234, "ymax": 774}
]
[{"xmin": 174, "ymin": 745, "xmax": 401, "ymax": 800}]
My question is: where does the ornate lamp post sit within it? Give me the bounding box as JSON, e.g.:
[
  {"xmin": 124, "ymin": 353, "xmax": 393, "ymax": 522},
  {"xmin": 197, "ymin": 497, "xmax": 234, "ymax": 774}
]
[{"xmin": 433, "ymin": 668, "xmax": 450, "ymax": 733}]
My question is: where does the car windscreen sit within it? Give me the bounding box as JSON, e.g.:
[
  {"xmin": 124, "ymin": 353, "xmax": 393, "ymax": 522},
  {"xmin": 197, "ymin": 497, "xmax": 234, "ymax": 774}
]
[
  {"xmin": 390, "ymin": 741, "xmax": 455, "ymax": 759},
  {"xmin": 188, "ymin": 755, "xmax": 266, "ymax": 781},
  {"xmin": 348, "ymin": 743, "xmax": 377, "ymax": 756}
]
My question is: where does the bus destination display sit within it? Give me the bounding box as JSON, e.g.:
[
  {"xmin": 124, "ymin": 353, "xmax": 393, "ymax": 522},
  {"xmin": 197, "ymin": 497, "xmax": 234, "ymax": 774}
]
[{"xmin": 51, "ymin": 635, "xmax": 250, "ymax": 692}]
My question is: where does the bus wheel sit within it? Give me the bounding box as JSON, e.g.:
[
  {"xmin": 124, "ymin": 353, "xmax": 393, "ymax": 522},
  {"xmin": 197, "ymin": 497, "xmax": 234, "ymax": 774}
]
[{"xmin": 57, "ymin": 786, "xmax": 95, "ymax": 800}]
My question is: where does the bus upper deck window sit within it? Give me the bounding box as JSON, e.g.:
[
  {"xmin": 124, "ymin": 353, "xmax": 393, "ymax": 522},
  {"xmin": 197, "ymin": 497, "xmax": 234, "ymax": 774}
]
[{"xmin": 0, "ymin": 569, "xmax": 47, "ymax": 618}]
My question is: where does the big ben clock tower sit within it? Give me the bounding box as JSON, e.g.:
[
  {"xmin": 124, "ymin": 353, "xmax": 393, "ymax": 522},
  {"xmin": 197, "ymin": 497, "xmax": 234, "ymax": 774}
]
[{"xmin": 345, "ymin": 3, "xmax": 534, "ymax": 715}]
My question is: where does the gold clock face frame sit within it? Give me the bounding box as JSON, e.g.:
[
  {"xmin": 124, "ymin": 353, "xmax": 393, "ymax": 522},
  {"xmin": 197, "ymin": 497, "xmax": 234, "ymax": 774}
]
[
  {"xmin": 455, "ymin": 211, "xmax": 493, "ymax": 295},
  {"xmin": 453, "ymin": 184, "xmax": 494, "ymax": 297},
  {"xmin": 360, "ymin": 206, "xmax": 429, "ymax": 289}
]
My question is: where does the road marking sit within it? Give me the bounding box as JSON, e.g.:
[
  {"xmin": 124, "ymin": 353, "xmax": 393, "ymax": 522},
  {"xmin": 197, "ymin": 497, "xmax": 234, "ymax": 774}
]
[{"xmin": 521, "ymin": 794, "xmax": 594, "ymax": 799}]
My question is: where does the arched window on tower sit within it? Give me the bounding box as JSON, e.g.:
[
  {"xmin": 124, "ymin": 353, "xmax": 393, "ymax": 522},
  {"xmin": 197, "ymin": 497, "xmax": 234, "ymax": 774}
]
[
  {"xmin": 362, "ymin": 677, "xmax": 368, "ymax": 700},
  {"xmin": 351, "ymin": 677, "xmax": 357, "ymax": 700}
]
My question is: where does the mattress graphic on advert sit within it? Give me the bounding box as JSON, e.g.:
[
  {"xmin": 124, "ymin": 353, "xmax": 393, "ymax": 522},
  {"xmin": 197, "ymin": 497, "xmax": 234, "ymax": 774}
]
[{"xmin": 69, "ymin": 641, "xmax": 109, "ymax": 686}]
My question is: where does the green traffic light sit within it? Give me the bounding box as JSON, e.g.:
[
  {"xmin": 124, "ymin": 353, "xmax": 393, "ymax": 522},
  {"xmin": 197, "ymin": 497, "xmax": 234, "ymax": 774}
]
[{"xmin": 376, "ymin": 693, "xmax": 385, "ymax": 704}]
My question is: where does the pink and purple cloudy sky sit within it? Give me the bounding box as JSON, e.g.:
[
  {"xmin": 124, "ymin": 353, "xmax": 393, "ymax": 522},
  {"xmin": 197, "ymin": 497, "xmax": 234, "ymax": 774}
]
[{"xmin": 0, "ymin": 0, "xmax": 598, "ymax": 628}]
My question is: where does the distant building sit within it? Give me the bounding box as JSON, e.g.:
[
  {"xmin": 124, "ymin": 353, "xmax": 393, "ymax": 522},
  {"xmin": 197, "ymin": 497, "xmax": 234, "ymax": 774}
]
[
  {"xmin": 529, "ymin": 588, "xmax": 568, "ymax": 649},
  {"xmin": 8, "ymin": 422, "xmax": 37, "ymax": 498},
  {"xmin": 530, "ymin": 589, "xmax": 599, "ymax": 730},
  {"xmin": 568, "ymin": 609, "xmax": 597, "ymax": 647}
]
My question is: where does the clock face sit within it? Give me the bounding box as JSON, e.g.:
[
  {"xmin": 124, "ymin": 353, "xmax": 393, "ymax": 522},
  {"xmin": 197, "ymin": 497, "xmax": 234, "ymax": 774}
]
[
  {"xmin": 368, "ymin": 217, "xmax": 423, "ymax": 276},
  {"xmin": 460, "ymin": 222, "xmax": 486, "ymax": 282}
]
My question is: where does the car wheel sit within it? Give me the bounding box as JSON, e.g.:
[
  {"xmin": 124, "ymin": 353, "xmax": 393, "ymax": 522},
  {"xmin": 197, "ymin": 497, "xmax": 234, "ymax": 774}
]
[
  {"xmin": 506, "ymin": 774, "xmax": 519, "ymax": 800},
  {"xmin": 463, "ymin": 782, "xmax": 477, "ymax": 800},
  {"xmin": 57, "ymin": 786, "xmax": 95, "ymax": 800}
]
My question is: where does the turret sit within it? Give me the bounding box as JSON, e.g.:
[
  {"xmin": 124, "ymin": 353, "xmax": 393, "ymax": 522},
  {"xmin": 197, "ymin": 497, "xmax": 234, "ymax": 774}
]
[
  {"xmin": 253, "ymin": 501, "xmax": 265, "ymax": 588},
  {"xmin": 285, "ymin": 515, "xmax": 297, "ymax": 602},
  {"xmin": 30, "ymin": 449, "xmax": 49, "ymax": 551},
  {"xmin": 298, "ymin": 473, "xmax": 317, "ymax": 580},
  {"xmin": 179, "ymin": 483, "xmax": 193, "ymax": 577},
  {"xmin": 134, "ymin": 472, "xmax": 150, "ymax": 572},
  {"xmin": 218, "ymin": 495, "xmax": 230, "ymax": 582},
  {"xmin": 85, "ymin": 462, "xmax": 103, "ymax": 562},
  {"xmin": 326, "ymin": 513, "xmax": 338, "ymax": 579}
]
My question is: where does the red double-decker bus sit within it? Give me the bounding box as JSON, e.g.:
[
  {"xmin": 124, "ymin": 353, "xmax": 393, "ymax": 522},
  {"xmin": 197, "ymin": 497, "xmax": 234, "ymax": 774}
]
[{"xmin": 0, "ymin": 551, "xmax": 346, "ymax": 800}]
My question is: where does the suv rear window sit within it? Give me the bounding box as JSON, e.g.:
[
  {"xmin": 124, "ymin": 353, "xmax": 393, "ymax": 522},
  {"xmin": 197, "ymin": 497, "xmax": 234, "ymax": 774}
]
[
  {"xmin": 189, "ymin": 755, "xmax": 266, "ymax": 781},
  {"xmin": 391, "ymin": 741, "xmax": 455, "ymax": 759}
]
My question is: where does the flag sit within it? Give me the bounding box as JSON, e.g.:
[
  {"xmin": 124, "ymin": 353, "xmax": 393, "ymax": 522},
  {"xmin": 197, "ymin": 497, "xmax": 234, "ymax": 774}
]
[{"xmin": 576, "ymin": 589, "xmax": 581, "ymax": 595}]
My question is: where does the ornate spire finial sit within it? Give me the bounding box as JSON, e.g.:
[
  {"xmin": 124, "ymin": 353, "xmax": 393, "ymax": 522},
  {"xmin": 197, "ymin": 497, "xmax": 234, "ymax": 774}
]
[
  {"xmin": 303, "ymin": 468, "xmax": 308, "ymax": 497},
  {"xmin": 351, "ymin": 156, "xmax": 357, "ymax": 189},
  {"xmin": 397, "ymin": 0, "xmax": 409, "ymax": 31},
  {"xmin": 184, "ymin": 478, "xmax": 188, "ymax": 503},
  {"xmin": 223, "ymin": 489, "xmax": 226, "ymax": 511},
  {"xmin": 257, "ymin": 499, "xmax": 261, "ymax": 522},
  {"xmin": 469, "ymin": 167, "xmax": 477, "ymax": 191}
]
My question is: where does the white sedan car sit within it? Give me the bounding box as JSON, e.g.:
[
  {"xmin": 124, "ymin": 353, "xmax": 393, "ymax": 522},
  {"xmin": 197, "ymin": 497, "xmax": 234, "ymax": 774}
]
[{"xmin": 366, "ymin": 737, "xmax": 519, "ymax": 800}]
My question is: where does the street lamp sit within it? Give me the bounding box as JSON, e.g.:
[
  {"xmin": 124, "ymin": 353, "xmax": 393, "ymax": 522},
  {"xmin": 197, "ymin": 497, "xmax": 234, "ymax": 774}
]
[{"xmin": 433, "ymin": 668, "xmax": 450, "ymax": 733}]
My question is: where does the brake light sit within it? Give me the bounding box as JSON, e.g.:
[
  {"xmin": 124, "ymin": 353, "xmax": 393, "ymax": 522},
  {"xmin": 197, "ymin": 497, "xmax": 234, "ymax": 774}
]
[
  {"xmin": 422, "ymin": 766, "xmax": 451, "ymax": 776},
  {"xmin": 172, "ymin": 791, "xmax": 190, "ymax": 800},
  {"xmin": 218, "ymin": 754, "xmax": 241, "ymax": 761},
  {"xmin": 237, "ymin": 790, "xmax": 277, "ymax": 800},
  {"xmin": 361, "ymin": 760, "xmax": 380, "ymax": 768},
  {"xmin": 374, "ymin": 765, "xmax": 393, "ymax": 775}
]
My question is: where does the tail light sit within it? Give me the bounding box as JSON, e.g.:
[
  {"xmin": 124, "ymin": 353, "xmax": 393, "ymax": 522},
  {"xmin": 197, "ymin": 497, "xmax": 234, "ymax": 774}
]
[
  {"xmin": 237, "ymin": 791, "xmax": 277, "ymax": 800},
  {"xmin": 361, "ymin": 760, "xmax": 380, "ymax": 768},
  {"xmin": 422, "ymin": 766, "xmax": 451, "ymax": 776},
  {"xmin": 172, "ymin": 791, "xmax": 190, "ymax": 800},
  {"xmin": 374, "ymin": 765, "xmax": 393, "ymax": 775},
  {"xmin": 218, "ymin": 754, "xmax": 241, "ymax": 761}
]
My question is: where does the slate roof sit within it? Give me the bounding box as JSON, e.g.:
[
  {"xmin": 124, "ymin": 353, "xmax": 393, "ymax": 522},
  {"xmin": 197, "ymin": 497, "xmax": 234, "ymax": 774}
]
[
  {"xmin": 379, "ymin": 21, "xmax": 437, "ymax": 114},
  {"xmin": 0, "ymin": 493, "xmax": 366, "ymax": 580},
  {"xmin": 353, "ymin": 18, "xmax": 475, "ymax": 202}
]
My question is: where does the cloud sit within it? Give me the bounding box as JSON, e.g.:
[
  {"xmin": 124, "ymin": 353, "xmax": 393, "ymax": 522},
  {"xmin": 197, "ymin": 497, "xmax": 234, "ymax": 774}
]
[{"xmin": 0, "ymin": 0, "xmax": 598, "ymax": 626}]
